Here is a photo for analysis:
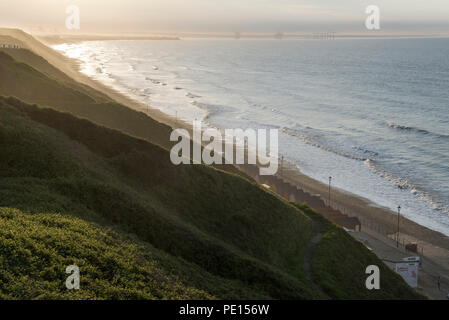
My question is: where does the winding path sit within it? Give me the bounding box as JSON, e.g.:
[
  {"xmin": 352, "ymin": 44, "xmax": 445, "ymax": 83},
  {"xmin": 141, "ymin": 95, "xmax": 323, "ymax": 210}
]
[{"xmin": 301, "ymin": 219, "xmax": 330, "ymax": 299}]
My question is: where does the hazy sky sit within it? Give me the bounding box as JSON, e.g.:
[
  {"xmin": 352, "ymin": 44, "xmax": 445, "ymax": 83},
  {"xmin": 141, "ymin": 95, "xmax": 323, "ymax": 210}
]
[{"xmin": 1, "ymin": 0, "xmax": 449, "ymax": 33}]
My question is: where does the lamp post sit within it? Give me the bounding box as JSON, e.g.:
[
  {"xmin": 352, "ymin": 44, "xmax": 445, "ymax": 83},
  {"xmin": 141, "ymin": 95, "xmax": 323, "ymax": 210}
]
[
  {"xmin": 280, "ymin": 156, "xmax": 284, "ymax": 177},
  {"xmin": 396, "ymin": 205, "xmax": 401, "ymax": 248},
  {"xmin": 328, "ymin": 176, "xmax": 332, "ymax": 207}
]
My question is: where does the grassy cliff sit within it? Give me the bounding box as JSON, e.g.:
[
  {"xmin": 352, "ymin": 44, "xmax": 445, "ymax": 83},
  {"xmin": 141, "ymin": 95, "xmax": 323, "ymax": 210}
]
[
  {"xmin": 0, "ymin": 43, "xmax": 424, "ymax": 299},
  {"xmin": 0, "ymin": 49, "xmax": 171, "ymax": 149},
  {"xmin": 0, "ymin": 96, "xmax": 317, "ymax": 299}
]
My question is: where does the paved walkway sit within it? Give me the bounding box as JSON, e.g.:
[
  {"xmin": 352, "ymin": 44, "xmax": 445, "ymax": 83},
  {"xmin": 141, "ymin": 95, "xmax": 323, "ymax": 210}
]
[{"xmin": 352, "ymin": 231, "xmax": 449, "ymax": 300}]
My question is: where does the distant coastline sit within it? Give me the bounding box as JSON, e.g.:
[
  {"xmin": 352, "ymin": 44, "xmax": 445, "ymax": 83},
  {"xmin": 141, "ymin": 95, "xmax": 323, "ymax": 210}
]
[
  {"xmin": 37, "ymin": 34, "xmax": 180, "ymax": 45},
  {"xmin": 33, "ymin": 32, "xmax": 449, "ymax": 44}
]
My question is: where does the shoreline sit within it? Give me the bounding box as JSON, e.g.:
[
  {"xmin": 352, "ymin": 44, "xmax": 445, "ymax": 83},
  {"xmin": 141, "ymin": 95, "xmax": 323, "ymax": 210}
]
[
  {"xmin": 9, "ymin": 30, "xmax": 447, "ymax": 284},
  {"xmin": 40, "ymin": 34, "xmax": 449, "ymax": 244}
]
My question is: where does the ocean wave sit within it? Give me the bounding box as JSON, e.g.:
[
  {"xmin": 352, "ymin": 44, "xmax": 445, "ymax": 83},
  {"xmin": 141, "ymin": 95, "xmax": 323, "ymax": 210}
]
[
  {"xmin": 283, "ymin": 125, "xmax": 449, "ymax": 215},
  {"xmin": 386, "ymin": 121, "xmax": 449, "ymax": 139},
  {"xmin": 281, "ymin": 127, "xmax": 374, "ymax": 162},
  {"xmin": 139, "ymin": 88, "xmax": 151, "ymax": 95},
  {"xmin": 145, "ymin": 77, "xmax": 163, "ymax": 85},
  {"xmin": 191, "ymin": 101, "xmax": 212, "ymax": 120},
  {"xmin": 352, "ymin": 146, "xmax": 379, "ymax": 158},
  {"xmin": 186, "ymin": 92, "xmax": 201, "ymax": 99},
  {"xmin": 364, "ymin": 159, "xmax": 449, "ymax": 215},
  {"xmin": 364, "ymin": 159, "xmax": 412, "ymax": 189}
]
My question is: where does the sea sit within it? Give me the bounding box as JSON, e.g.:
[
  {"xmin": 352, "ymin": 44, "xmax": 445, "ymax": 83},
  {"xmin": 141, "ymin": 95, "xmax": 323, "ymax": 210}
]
[{"xmin": 53, "ymin": 37, "xmax": 449, "ymax": 236}]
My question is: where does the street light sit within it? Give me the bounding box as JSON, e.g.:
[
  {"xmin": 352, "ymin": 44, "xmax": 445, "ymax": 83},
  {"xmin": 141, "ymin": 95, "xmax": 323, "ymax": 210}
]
[
  {"xmin": 396, "ymin": 205, "xmax": 401, "ymax": 248},
  {"xmin": 328, "ymin": 176, "xmax": 332, "ymax": 207},
  {"xmin": 280, "ymin": 156, "xmax": 284, "ymax": 177}
]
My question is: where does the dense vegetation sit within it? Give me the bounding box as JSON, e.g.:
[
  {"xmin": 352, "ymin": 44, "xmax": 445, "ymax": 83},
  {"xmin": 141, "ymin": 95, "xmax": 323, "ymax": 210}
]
[
  {"xmin": 0, "ymin": 44, "xmax": 423, "ymax": 299},
  {"xmin": 0, "ymin": 96, "xmax": 317, "ymax": 299},
  {"xmin": 0, "ymin": 208, "xmax": 213, "ymax": 300}
]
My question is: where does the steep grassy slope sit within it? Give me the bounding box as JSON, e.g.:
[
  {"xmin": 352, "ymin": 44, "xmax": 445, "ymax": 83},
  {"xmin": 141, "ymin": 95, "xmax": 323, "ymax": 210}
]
[
  {"xmin": 0, "ymin": 97, "xmax": 319, "ymax": 299},
  {"xmin": 0, "ymin": 46, "xmax": 110, "ymax": 102},
  {"xmin": 0, "ymin": 208, "xmax": 213, "ymax": 300},
  {"xmin": 0, "ymin": 49, "xmax": 172, "ymax": 149}
]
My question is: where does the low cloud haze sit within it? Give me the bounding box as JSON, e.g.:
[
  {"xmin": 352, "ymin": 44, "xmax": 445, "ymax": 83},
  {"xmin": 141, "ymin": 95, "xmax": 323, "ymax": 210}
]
[{"xmin": 1, "ymin": 0, "xmax": 449, "ymax": 34}]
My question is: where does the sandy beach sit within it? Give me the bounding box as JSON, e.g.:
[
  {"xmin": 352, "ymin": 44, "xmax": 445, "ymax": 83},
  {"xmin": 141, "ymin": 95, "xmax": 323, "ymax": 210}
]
[{"xmin": 3, "ymin": 28, "xmax": 448, "ymax": 298}]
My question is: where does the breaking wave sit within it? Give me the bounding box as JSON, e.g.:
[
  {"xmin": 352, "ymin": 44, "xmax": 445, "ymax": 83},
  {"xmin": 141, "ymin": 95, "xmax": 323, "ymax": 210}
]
[
  {"xmin": 386, "ymin": 121, "xmax": 449, "ymax": 139},
  {"xmin": 281, "ymin": 126, "xmax": 377, "ymax": 161},
  {"xmin": 364, "ymin": 159, "xmax": 449, "ymax": 215}
]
